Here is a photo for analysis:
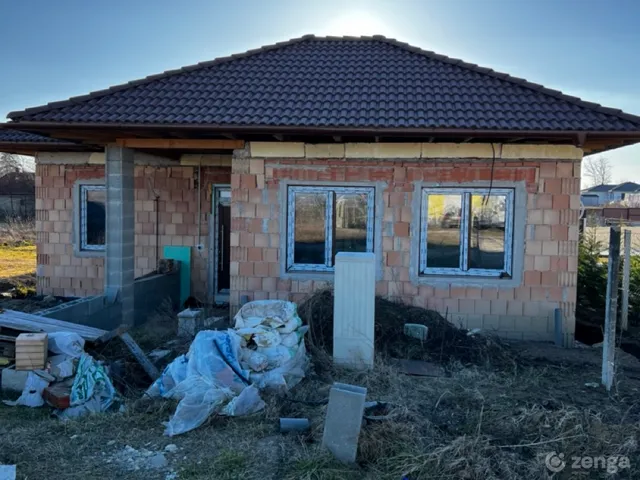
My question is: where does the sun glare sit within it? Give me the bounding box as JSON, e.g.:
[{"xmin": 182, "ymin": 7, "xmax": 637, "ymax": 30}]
[{"xmin": 323, "ymin": 11, "xmax": 395, "ymax": 37}]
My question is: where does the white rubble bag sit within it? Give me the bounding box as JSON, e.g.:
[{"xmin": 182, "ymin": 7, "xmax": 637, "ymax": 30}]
[
  {"xmin": 146, "ymin": 330, "xmax": 266, "ymax": 436},
  {"xmin": 147, "ymin": 300, "xmax": 308, "ymax": 436}
]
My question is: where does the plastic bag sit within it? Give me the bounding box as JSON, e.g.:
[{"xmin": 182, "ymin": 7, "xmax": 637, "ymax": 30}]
[
  {"xmin": 49, "ymin": 354, "xmax": 76, "ymax": 380},
  {"xmin": 149, "ymin": 330, "xmax": 261, "ymax": 436},
  {"xmin": 221, "ymin": 385, "xmax": 265, "ymax": 416},
  {"xmin": 56, "ymin": 353, "xmax": 117, "ymax": 419},
  {"xmin": 3, "ymin": 372, "xmax": 50, "ymax": 408},
  {"xmin": 48, "ymin": 332, "xmax": 85, "ymax": 358}
]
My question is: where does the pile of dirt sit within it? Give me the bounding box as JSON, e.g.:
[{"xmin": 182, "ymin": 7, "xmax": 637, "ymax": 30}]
[{"xmin": 298, "ymin": 289, "xmax": 515, "ymax": 367}]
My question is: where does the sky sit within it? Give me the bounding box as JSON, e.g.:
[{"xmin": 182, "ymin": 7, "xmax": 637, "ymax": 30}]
[{"xmin": 1, "ymin": 0, "xmax": 639, "ymax": 182}]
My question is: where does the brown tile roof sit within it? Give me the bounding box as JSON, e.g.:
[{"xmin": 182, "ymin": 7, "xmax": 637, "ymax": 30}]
[{"xmin": 7, "ymin": 35, "xmax": 640, "ymax": 132}]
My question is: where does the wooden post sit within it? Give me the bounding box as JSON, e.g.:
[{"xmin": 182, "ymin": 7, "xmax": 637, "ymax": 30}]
[
  {"xmin": 602, "ymin": 226, "xmax": 621, "ymax": 391},
  {"xmin": 621, "ymin": 229, "xmax": 631, "ymax": 331}
]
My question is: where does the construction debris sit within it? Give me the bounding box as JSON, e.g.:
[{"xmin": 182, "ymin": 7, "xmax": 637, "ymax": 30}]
[
  {"xmin": 147, "ymin": 300, "xmax": 308, "ymax": 436},
  {"xmin": 322, "ymin": 382, "xmax": 367, "ymax": 464}
]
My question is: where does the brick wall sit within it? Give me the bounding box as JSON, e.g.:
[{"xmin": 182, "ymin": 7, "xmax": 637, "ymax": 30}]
[
  {"xmin": 35, "ymin": 163, "xmax": 230, "ymax": 299},
  {"xmin": 230, "ymin": 153, "xmax": 581, "ymax": 341}
]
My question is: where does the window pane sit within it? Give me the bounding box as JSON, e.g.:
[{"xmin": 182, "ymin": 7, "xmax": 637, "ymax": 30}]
[
  {"xmin": 293, "ymin": 193, "xmax": 326, "ymax": 264},
  {"xmin": 86, "ymin": 189, "xmax": 106, "ymax": 246},
  {"xmin": 335, "ymin": 193, "xmax": 368, "ymax": 255},
  {"xmin": 426, "ymin": 194, "xmax": 462, "ymax": 269},
  {"xmin": 469, "ymin": 194, "xmax": 506, "ymax": 270}
]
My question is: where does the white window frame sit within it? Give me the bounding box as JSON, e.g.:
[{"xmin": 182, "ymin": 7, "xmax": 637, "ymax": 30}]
[
  {"xmin": 419, "ymin": 187, "xmax": 514, "ymax": 277},
  {"xmin": 286, "ymin": 185, "xmax": 375, "ymax": 272},
  {"xmin": 79, "ymin": 184, "xmax": 106, "ymax": 252}
]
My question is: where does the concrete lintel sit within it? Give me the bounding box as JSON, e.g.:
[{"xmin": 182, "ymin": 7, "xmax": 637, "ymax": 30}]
[{"xmin": 246, "ymin": 142, "xmax": 583, "ymax": 160}]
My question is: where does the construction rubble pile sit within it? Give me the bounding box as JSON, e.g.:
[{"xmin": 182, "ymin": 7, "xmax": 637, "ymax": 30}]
[
  {"xmin": 147, "ymin": 300, "xmax": 308, "ymax": 436},
  {"xmin": 1, "ymin": 331, "xmax": 118, "ymax": 418}
]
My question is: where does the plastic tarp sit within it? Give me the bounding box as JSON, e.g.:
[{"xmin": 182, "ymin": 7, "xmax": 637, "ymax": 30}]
[{"xmin": 147, "ymin": 300, "xmax": 308, "ymax": 436}]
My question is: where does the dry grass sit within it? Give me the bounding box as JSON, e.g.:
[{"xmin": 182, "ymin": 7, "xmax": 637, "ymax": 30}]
[
  {"xmin": 1, "ymin": 351, "xmax": 639, "ymax": 479},
  {"xmin": 1, "ymin": 291, "xmax": 640, "ymax": 479},
  {"xmin": 0, "ymin": 218, "xmax": 35, "ymax": 246},
  {"xmin": 0, "ymin": 244, "xmax": 36, "ymax": 280}
]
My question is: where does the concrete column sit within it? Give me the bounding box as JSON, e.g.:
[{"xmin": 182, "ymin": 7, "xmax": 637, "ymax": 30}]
[
  {"xmin": 104, "ymin": 145, "xmax": 135, "ymax": 327},
  {"xmin": 333, "ymin": 252, "xmax": 376, "ymax": 369}
]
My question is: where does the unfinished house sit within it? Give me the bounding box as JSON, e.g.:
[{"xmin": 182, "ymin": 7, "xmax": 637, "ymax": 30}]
[{"xmin": 3, "ymin": 36, "xmax": 640, "ymax": 342}]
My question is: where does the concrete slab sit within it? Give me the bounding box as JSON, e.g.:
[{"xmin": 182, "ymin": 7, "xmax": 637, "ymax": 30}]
[
  {"xmin": 1, "ymin": 368, "xmax": 29, "ymax": 393},
  {"xmin": 322, "ymin": 382, "xmax": 367, "ymax": 463}
]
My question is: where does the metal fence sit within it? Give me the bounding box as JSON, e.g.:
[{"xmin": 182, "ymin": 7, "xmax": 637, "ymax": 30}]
[{"xmin": 0, "ymin": 193, "xmax": 35, "ymax": 220}]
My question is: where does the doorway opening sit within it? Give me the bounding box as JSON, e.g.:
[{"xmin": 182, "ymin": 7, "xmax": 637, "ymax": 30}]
[{"xmin": 212, "ymin": 186, "xmax": 230, "ymax": 303}]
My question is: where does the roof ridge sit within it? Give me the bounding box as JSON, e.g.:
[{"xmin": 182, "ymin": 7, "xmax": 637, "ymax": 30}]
[{"xmin": 7, "ymin": 34, "xmax": 640, "ymax": 128}]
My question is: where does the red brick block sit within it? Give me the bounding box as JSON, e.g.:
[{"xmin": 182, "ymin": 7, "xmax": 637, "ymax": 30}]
[
  {"xmin": 254, "ymin": 262, "xmax": 270, "ymax": 277},
  {"xmin": 524, "ymin": 271, "xmax": 541, "ymax": 286},
  {"xmin": 394, "ymin": 222, "xmax": 410, "ymax": 237},
  {"xmin": 386, "ymin": 251, "xmax": 402, "ymax": 266},
  {"xmin": 248, "ymin": 247, "xmax": 262, "ymax": 262}
]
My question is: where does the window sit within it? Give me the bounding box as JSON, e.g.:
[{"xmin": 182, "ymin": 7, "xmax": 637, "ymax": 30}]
[
  {"xmin": 286, "ymin": 186, "xmax": 375, "ymax": 272},
  {"xmin": 419, "ymin": 187, "xmax": 514, "ymax": 277},
  {"xmin": 79, "ymin": 184, "xmax": 106, "ymax": 251}
]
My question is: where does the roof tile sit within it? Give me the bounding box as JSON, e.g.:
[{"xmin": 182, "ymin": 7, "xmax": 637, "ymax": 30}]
[{"xmin": 7, "ymin": 36, "xmax": 640, "ymax": 132}]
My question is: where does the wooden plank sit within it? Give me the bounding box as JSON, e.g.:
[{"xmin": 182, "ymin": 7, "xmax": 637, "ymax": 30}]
[
  {"xmin": 0, "ymin": 310, "xmax": 107, "ymax": 341},
  {"xmin": 120, "ymin": 332, "xmax": 160, "ymax": 380},
  {"xmin": 0, "ymin": 335, "xmax": 17, "ymax": 342},
  {"xmin": 115, "ymin": 138, "xmax": 244, "ymax": 150}
]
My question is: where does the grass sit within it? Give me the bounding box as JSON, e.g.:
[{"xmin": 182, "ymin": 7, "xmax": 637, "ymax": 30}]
[
  {"xmin": 2, "ymin": 354, "xmax": 639, "ymax": 480},
  {"xmin": 1, "ymin": 292, "xmax": 639, "ymax": 479},
  {"xmin": 0, "ymin": 244, "xmax": 36, "ymax": 279}
]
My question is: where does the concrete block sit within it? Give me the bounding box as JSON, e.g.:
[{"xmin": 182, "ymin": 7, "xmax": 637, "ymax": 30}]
[
  {"xmin": 177, "ymin": 308, "xmax": 203, "ymax": 337},
  {"xmin": 404, "ymin": 323, "xmax": 429, "ymax": 341},
  {"xmin": 322, "ymin": 383, "xmax": 367, "ymax": 463},
  {"xmin": 1, "ymin": 368, "xmax": 29, "ymax": 393},
  {"xmin": 333, "ymin": 253, "xmax": 376, "ymax": 369}
]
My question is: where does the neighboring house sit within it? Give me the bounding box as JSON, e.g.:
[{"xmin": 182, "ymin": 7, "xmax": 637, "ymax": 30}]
[
  {"xmin": 3, "ymin": 35, "xmax": 640, "ymax": 344},
  {"xmin": 581, "ymin": 182, "xmax": 640, "ymax": 206},
  {"xmin": 0, "ymin": 170, "xmax": 36, "ymax": 220}
]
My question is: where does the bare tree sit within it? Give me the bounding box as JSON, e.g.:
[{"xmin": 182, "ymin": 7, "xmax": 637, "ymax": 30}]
[
  {"xmin": 583, "ymin": 156, "xmax": 613, "ymax": 187},
  {"xmin": 0, "ymin": 152, "xmax": 35, "ymax": 175}
]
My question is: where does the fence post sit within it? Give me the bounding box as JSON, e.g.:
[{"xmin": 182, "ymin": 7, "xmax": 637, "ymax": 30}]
[
  {"xmin": 602, "ymin": 226, "xmax": 621, "ymax": 391},
  {"xmin": 621, "ymin": 229, "xmax": 631, "ymax": 331}
]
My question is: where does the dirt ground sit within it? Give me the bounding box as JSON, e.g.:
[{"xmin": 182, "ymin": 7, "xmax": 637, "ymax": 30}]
[{"xmin": 1, "ymin": 325, "xmax": 639, "ymax": 479}]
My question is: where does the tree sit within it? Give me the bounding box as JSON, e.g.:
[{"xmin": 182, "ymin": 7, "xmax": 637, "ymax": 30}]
[
  {"xmin": 0, "ymin": 152, "xmax": 35, "ymax": 175},
  {"xmin": 583, "ymin": 156, "xmax": 613, "ymax": 187}
]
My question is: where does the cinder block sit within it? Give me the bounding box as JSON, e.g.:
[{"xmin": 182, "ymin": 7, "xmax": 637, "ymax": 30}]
[
  {"xmin": 1, "ymin": 368, "xmax": 29, "ymax": 393},
  {"xmin": 322, "ymin": 382, "xmax": 368, "ymax": 464},
  {"xmin": 404, "ymin": 323, "xmax": 428, "ymax": 341}
]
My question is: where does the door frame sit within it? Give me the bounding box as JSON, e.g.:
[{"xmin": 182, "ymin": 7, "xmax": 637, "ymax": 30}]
[{"xmin": 210, "ymin": 184, "xmax": 231, "ymax": 304}]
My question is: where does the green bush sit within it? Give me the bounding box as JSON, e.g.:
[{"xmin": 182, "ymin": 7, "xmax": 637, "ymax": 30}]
[{"xmin": 576, "ymin": 228, "xmax": 640, "ymax": 329}]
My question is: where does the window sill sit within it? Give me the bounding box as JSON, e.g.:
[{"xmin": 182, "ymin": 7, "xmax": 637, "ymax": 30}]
[
  {"xmin": 413, "ymin": 272, "xmax": 521, "ymax": 289},
  {"xmin": 74, "ymin": 248, "xmax": 105, "ymax": 258},
  {"xmin": 281, "ymin": 270, "xmax": 336, "ymax": 282}
]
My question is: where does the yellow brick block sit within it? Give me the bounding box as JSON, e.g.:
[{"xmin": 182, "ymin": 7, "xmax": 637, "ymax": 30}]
[{"xmin": 249, "ymin": 142, "xmax": 305, "ymax": 158}]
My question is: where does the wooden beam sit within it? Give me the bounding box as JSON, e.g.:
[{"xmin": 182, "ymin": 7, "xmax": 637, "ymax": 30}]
[
  {"xmin": 115, "ymin": 138, "xmax": 244, "ymax": 150},
  {"xmin": 462, "ymin": 137, "xmax": 473, "ymax": 143}
]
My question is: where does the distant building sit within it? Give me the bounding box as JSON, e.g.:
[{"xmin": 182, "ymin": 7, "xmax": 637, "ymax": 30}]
[{"xmin": 581, "ymin": 182, "xmax": 640, "ymax": 206}]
